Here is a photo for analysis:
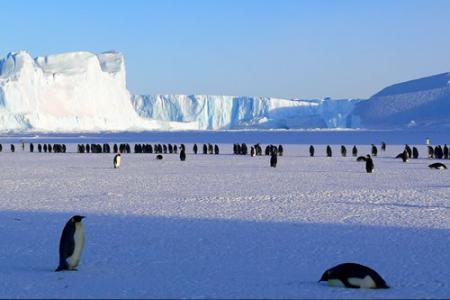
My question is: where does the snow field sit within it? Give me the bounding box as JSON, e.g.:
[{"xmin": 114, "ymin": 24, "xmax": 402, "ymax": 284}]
[{"xmin": 0, "ymin": 143, "xmax": 448, "ymax": 298}]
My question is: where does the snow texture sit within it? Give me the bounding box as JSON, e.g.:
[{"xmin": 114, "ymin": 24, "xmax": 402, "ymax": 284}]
[{"xmin": 0, "ymin": 131, "xmax": 449, "ymax": 298}]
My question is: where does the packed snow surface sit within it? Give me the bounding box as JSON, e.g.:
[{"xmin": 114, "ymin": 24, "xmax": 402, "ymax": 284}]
[{"xmin": 0, "ymin": 132, "xmax": 448, "ymax": 298}]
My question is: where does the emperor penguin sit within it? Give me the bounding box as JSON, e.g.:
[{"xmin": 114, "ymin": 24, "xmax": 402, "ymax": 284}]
[
  {"xmin": 270, "ymin": 152, "xmax": 277, "ymax": 168},
  {"xmin": 352, "ymin": 145, "xmax": 358, "ymax": 157},
  {"xmin": 428, "ymin": 162, "xmax": 447, "ymax": 170},
  {"xmin": 341, "ymin": 145, "xmax": 347, "ymax": 157},
  {"xmin": 319, "ymin": 262, "xmax": 389, "ymax": 289},
  {"xmin": 113, "ymin": 153, "xmax": 121, "ymax": 169},
  {"xmin": 309, "ymin": 145, "xmax": 315, "ymax": 157},
  {"xmin": 412, "ymin": 147, "xmax": 419, "ymax": 159},
  {"xmin": 365, "ymin": 154, "xmax": 374, "ymax": 173},
  {"xmin": 55, "ymin": 215, "xmax": 86, "ymax": 272},
  {"xmin": 326, "ymin": 145, "xmax": 332, "ymax": 157},
  {"xmin": 371, "ymin": 144, "xmax": 378, "ymax": 156},
  {"xmin": 180, "ymin": 149, "xmax": 186, "ymax": 161},
  {"xmin": 193, "ymin": 144, "xmax": 198, "ymax": 155}
]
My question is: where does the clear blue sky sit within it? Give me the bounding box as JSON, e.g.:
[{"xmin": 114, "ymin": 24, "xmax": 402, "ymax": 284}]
[{"xmin": 2, "ymin": 0, "xmax": 450, "ymax": 99}]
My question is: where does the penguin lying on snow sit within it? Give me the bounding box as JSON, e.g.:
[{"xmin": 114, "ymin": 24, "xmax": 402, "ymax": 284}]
[
  {"xmin": 319, "ymin": 262, "xmax": 389, "ymax": 289},
  {"xmin": 156, "ymin": 154, "xmax": 163, "ymax": 160},
  {"xmin": 428, "ymin": 162, "xmax": 447, "ymax": 170},
  {"xmin": 56, "ymin": 215, "xmax": 86, "ymax": 272}
]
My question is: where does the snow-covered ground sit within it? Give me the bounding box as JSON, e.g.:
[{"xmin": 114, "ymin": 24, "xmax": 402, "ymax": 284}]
[{"xmin": 0, "ymin": 133, "xmax": 449, "ymax": 298}]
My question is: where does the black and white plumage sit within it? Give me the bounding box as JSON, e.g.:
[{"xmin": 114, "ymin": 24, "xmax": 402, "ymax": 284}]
[
  {"xmin": 180, "ymin": 149, "xmax": 186, "ymax": 161},
  {"xmin": 371, "ymin": 144, "xmax": 378, "ymax": 156},
  {"xmin": 356, "ymin": 156, "xmax": 367, "ymax": 162},
  {"xmin": 156, "ymin": 154, "xmax": 163, "ymax": 160},
  {"xmin": 341, "ymin": 145, "xmax": 347, "ymax": 157},
  {"xmin": 412, "ymin": 147, "xmax": 419, "ymax": 159},
  {"xmin": 396, "ymin": 150, "xmax": 408, "ymax": 162},
  {"xmin": 428, "ymin": 162, "xmax": 447, "ymax": 170},
  {"xmin": 365, "ymin": 154, "xmax": 374, "ymax": 173},
  {"xmin": 428, "ymin": 145, "xmax": 434, "ymax": 159},
  {"xmin": 352, "ymin": 145, "xmax": 358, "ymax": 157},
  {"xmin": 113, "ymin": 154, "xmax": 121, "ymax": 169},
  {"xmin": 326, "ymin": 145, "xmax": 332, "ymax": 157},
  {"xmin": 309, "ymin": 145, "xmax": 315, "ymax": 157},
  {"xmin": 56, "ymin": 215, "xmax": 86, "ymax": 272},
  {"xmin": 319, "ymin": 262, "xmax": 389, "ymax": 289},
  {"xmin": 270, "ymin": 152, "xmax": 277, "ymax": 168}
]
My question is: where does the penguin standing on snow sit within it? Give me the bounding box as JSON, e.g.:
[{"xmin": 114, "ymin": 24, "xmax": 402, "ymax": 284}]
[
  {"xmin": 309, "ymin": 145, "xmax": 315, "ymax": 157},
  {"xmin": 270, "ymin": 152, "xmax": 277, "ymax": 168},
  {"xmin": 412, "ymin": 147, "xmax": 419, "ymax": 159},
  {"xmin": 341, "ymin": 145, "xmax": 347, "ymax": 157},
  {"xmin": 180, "ymin": 149, "xmax": 186, "ymax": 161},
  {"xmin": 371, "ymin": 144, "xmax": 378, "ymax": 156},
  {"xmin": 55, "ymin": 215, "xmax": 86, "ymax": 272},
  {"xmin": 396, "ymin": 150, "xmax": 408, "ymax": 162},
  {"xmin": 352, "ymin": 145, "xmax": 358, "ymax": 157},
  {"xmin": 319, "ymin": 262, "xmax": 389, "ymax": 289},
  {"xmin": 113, "ymin": 153, "xmax": 121, "ymax": 169},
  {"xmin": 365, "ymin": 154, "xmax": 374, "ymax": 173},
  {"xmin": 326, "ymin": 145, "xmax": 332, "ymax": 157}
]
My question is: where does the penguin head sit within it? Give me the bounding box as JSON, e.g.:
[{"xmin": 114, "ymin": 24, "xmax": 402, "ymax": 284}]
[
  {"xmin": 72, "ymin": 215, "xmax": 86, "ymax": 223},
  {"xmin": 319, "ymin": 271, "xmax": 330, "ymax": 282}
]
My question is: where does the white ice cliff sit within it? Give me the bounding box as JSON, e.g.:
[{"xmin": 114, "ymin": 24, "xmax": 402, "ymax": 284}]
[
  {"xmin": 2, "ymin": 50, "xmax": 446, "ymax": 132},
  {"xmin": 0, "ymin": 51, "xmax": 194, "ymax": 131}
]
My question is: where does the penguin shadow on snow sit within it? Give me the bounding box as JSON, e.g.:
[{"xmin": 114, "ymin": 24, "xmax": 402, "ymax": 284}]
[{"xmin": 0, "ymin": 210, "xmax": 449, "ymax": 298}]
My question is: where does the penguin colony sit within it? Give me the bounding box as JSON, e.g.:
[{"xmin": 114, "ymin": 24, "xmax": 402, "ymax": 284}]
[
  {"xmin": 3, "ymin": 141, "xmax": 447, "ymax": 174},
  {"xmin": 6, "ymin": 140, "xmax": 448, "ymax": 292}
]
